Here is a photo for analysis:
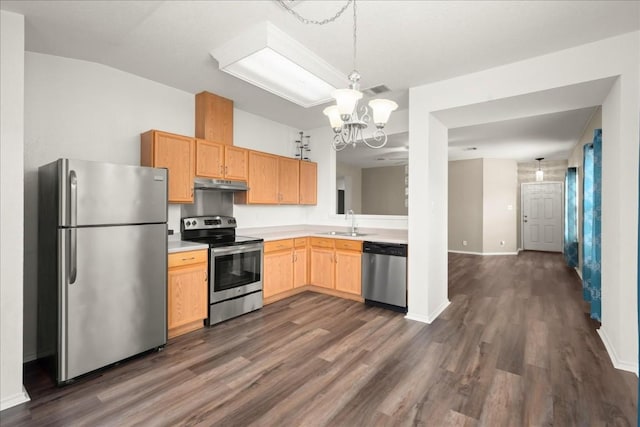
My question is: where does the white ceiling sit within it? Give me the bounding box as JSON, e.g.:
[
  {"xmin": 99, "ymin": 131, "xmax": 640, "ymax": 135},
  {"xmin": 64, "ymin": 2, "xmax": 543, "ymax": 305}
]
[
  {"xmin": 448, "ymin": 107, "xmax": 598, "ymax": 162},
  {"xmin": 2, "ymin": 0, "xmax": 638, "ymax": 132}
]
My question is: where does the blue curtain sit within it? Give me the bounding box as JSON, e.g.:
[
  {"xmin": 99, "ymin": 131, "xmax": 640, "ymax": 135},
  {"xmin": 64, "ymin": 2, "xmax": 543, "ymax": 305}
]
[
  {"xmin": 582, "ymin": 129, "xmax": 602, "ymax": 321},
  {"xmin": 564, "ymin": 167, "xmax": 578, "ymax": 267}
]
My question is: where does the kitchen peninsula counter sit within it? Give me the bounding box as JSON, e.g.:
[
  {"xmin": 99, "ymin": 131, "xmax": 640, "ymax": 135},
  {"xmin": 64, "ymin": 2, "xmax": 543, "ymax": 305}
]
[{"xmin": 235, "ymin": 225, "xmax": 408, "ymax": 245}]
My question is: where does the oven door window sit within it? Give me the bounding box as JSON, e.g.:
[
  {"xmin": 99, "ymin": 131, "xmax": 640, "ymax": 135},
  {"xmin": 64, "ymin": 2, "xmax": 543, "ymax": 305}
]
[{"xmin": 214, "ymin": 249, "xmax": 261, "ymax": 292}]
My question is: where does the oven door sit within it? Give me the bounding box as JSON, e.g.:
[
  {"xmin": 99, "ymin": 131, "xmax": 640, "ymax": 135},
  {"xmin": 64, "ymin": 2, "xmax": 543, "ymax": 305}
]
[{"xmin": 210, "ymin": 243, "xmax": 263, "ymax": 303}]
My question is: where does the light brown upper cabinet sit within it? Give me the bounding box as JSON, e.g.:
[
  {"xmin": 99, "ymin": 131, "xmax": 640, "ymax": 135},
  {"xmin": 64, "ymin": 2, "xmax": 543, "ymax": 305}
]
[
  {"xmin": 278, "ymin": 157, "xmax": 300, "ymax": 204},
  {"xmin": 236, "ymin": 151, "xmax": 280, "ymax": 204},
  {"xmin": 195, "ymin": 139, "xmax": 248, "ymax": 181},
  {"xmin": 299, "ymin": 161, "xmax": 317, "ymax": 205},
  {"xmin": 195, "ymin": 91, "xmax": 233, "ymax": 145},
  {"xmin": 195, "ymin": 139, "xmax": 224, "ymax": 178},
  {"xmin": 224, "ymin": 145, "xmax": 248, "ymax": 181},
  {"xmin": 236, "ymin": 152, "xmax": 317, "ymax": 206},
  {"xmin": 141, "ymin": 130, "xmax": 195, "ymax": 203}
]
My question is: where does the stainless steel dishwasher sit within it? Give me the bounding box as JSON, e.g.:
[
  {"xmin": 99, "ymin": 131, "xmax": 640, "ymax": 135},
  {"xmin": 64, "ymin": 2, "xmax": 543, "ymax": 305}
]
[{"xmin": 362, "ymin": 241, "xmax": 408, "ymax": 312}]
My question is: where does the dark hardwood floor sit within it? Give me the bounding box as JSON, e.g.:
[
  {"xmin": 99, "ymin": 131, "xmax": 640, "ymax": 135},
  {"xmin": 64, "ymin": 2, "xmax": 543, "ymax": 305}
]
[{"xmin": 1, "ymin": 251, "xmax": 637, "ymax": 426}]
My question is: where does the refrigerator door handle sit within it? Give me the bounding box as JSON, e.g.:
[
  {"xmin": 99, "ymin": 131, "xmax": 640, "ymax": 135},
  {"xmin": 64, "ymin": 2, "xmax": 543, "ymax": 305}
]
[
  {"xmin": 69, "ymin": 228, "xmax": 77, "ymax": 284},
  {"xmin": 69, "ymin": 170, "xmax": 77, "ymax": 226},
  {"xmin": 69, "ymin": 170, "xmax": 77, "ymax": 284}
]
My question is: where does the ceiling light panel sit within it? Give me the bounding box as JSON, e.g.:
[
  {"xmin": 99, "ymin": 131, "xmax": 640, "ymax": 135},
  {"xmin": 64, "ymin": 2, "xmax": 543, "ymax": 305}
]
[{"xmin": 211, "ymin": 22, "xmax": 345, "ymax": 108}]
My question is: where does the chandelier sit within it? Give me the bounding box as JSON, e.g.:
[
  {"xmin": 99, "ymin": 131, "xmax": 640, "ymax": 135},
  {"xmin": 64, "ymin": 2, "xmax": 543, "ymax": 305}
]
[{"xmin": 278, "ymin": 0, "xmax": 398, "ymax": 151}]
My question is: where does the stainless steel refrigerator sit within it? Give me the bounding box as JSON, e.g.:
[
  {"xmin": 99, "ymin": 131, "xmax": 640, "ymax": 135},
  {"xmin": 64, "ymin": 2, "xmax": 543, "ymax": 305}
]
[{"xmin": 38, "ymin": 159, "xmax": 168, "ymax": 384}]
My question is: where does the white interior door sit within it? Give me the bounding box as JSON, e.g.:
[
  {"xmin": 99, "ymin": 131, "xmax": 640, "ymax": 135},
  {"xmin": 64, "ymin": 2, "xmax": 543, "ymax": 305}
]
[{"xmin": 522, "ymin": 182, "xmax": 563, "ymax": 252}]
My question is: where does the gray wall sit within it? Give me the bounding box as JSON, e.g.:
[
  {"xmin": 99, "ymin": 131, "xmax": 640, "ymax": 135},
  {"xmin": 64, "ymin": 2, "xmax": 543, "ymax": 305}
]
[
  {"xmin": 336, "ymin": 161, "xmax": 362, "ymax": 214},
  {"xmin": 362, "ymin": 165, "xmax": 408, "ymax": 215},
  {"xmin": 448, "ymin": 159, "xmax": 483, "ymax": 252},
  {"xmin": 448, "ymin": 158, "xmax": 517, "ymax": 253},
  {"xmin": 483, "ymin": 159, "xmax": 518, "ymax": 253}
]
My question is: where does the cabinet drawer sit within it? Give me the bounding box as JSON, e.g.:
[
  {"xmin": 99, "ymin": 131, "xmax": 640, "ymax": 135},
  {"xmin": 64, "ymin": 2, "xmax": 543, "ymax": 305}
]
[
  {"xmin": 264, "ymin": 239, "xmax": 294, "ymax": 253},
  {"xmin": 168, "ymin": 250, "xmax": 208, "ymax": 268},
  {"xmin": 335, "ymin": 239, "xmax": 362, "ymax": 252},
  {"xmin": 310, "ymin": 237, "xmax": 335, "ymax": 249},
  {"xmin": 294, "ymin": 237, "xmax": 308, "ymax": 248}
]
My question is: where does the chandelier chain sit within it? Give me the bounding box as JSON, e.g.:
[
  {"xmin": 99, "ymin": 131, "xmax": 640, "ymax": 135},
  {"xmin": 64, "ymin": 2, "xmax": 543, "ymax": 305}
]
[
  {"xmin": 276, "ymin": 0, "xmax": 352, "ymax": 26},
  {"xmin": 352, "ymin": 0, "xmax": 357, "ymax": 72}
]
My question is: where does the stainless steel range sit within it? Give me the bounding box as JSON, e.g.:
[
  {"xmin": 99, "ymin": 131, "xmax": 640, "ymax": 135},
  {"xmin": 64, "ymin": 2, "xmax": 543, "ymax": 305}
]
[{"xmin": 181, "ymin": 216, "xmax": 263, "ymax": 325}]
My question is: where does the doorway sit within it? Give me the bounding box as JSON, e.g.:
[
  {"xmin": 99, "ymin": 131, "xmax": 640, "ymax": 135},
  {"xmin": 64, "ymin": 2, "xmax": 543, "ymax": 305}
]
[{"xmin": 521, "ymin": 182, "xmax": 563, "ymax": 252}]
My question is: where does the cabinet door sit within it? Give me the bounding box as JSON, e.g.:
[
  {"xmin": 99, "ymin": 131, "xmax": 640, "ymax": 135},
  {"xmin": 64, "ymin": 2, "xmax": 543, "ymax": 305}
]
[
  {"xmin": 335, "ymin": 250, "xmax": 362, "ymax": 295},
  {"xmin": 278, "ymin": 157, "xmax": 300, "ymax": 204},
  {"xmin": 168, "ymin": 264, "xmax": 208, "ymax": 330},
  {"xmin": 293, "ymin": 247, "xmax": 307, "ymax": 288},
  {"xmin": 195, "ymin": 91, "xmax": 233, "ymax": 145},
  {"xmin": 149, "ymin": 132, "xmax": 195, "ymax": 203},
  {"xmin": 247, "ymin": 151, "xmax": 279, "ymax": 204},
  {"xmin": 310, "ymin": 248, "xmax": 335, "ymax": 289},
  {"xmin": 196, "ymin": 139, "xmax": 224, "ymax": 178},
  {"xmin": 264, "ymin": 250, "xmax": 294, "ymax": 298},
  {"xmin": 299, "ymin": 161, "xmax": 317, "ymax": 205},
  {"xmin": 224, "ymin": 146, "xmax": 248, "ymax": 181}
]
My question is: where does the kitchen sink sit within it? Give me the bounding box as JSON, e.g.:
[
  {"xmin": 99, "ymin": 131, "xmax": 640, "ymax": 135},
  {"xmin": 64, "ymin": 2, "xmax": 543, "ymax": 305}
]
[{"xmin": 319, "ymin": 231, "xmax": 369, "ymax": 237}]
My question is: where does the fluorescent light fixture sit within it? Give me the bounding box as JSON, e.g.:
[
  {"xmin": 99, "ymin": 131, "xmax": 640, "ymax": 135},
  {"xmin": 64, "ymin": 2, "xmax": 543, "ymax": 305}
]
[{"xmin": 211, "ymin": 22, "xmax": 345, "ymax": 108}]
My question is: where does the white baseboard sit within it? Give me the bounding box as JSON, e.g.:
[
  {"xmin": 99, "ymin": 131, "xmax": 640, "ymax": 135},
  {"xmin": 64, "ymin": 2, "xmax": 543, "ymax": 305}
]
[
  {"xmin": 0, "ymin": 386, "xmax": 30, "ymax": 411},
  {"xmin": 405, "ymin": 299, "xmax": 451, "ymax": 324},
  {"xmin": 597, "ymin": 328, "xmax": 638, "ymax": 376},
  {"xmin": 448, "ymin": 250, "xmax": 518, "ymax": 256},
  {"xmin": 405, "ymin": 312, "xmax": 430, "ymax": 323},
  {"xmin": 427, "ymin": 299, "xmax": 451, "ymax": 322}
]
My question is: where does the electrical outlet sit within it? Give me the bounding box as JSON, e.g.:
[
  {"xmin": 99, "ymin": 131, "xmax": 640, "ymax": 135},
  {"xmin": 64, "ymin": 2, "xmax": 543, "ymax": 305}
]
[
  {"xmin": 500, "ymin": 240, "xmax": 505, "ymax": 246},
  {"xmin": 462, "ymin": 240, "xmax": 468, "ymax": 246}
]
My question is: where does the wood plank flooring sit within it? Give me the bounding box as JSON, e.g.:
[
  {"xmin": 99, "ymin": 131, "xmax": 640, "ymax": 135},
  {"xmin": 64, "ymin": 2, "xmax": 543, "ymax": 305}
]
[{"xmin": 1, "ymin": 251, "xmax": 636, "ymax": 426}]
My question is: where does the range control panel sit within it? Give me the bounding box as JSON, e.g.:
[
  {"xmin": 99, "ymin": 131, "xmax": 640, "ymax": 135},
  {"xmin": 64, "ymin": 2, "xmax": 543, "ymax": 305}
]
[{"xmin": 181, "ymin": 216, "xmax": 237, "ymax": 231}]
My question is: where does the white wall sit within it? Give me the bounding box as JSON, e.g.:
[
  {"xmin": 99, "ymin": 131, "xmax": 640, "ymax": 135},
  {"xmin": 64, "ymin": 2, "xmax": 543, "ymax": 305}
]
[
  {"xmin": 409, "ymin": 31, "xmax": 639, "ymax": 374},
  {"xmin": 0, "ymin": 10, "xmax": 29, "ymax": 411},
  {"xmin": 23, "ymin": 52, "xmax": 194, "ymax": 362}
]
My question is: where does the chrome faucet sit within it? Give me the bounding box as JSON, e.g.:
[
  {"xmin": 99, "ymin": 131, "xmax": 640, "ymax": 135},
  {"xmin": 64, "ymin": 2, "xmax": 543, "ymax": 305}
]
[{"xmin": 345, "ymin": 209, "xmax": 356, "ymax": 235}]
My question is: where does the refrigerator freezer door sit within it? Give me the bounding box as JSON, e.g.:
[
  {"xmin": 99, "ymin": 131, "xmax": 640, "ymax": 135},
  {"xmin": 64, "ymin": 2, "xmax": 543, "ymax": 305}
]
[
  {"xmin": 58, "ymin": 159, "xmax": 167, "ymax": 227},
  {"xmin": 59, "ymin": 223, "xmax": 167, "ymax": 382}
]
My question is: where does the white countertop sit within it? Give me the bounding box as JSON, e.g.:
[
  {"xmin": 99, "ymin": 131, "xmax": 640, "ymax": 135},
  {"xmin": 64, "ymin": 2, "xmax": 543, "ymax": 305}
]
[
  {"xmin": 236, "ymin": 225, "xmax": 408, "ymax": 245},
  {"xmin": 167, "ymin": 238, "xmax": 209, "ymax": 254},
  {"xmin": 167, "ymin": 225, "xmax": 407, "ymax": 254}
]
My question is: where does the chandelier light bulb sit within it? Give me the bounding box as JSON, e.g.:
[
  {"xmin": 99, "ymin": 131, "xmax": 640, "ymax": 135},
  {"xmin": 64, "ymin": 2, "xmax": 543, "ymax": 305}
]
[
  {"xmin": 323, "ymin": 105, "xmax": 343, "ymax": 130},
  {"xmin": 332, "ymin": 88, "xmax": 362, "ymax": 119},
  {"xmin": 368, "ymin": 99, "xmax": 398, "ymax": 127}
]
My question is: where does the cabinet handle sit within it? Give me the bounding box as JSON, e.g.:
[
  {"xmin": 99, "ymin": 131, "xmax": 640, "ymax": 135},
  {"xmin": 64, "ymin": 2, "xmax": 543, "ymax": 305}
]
[
  {"xmin": 225, "ymin": 166, "xmax": 229, "ymax": 175},
  {"xmin": 204, "ymin": 272, "xmax": 208, "ymax": 282},
  {"xmin": 182, "ymin": 257, "xmax": 196, "ymax": 261},
  {"xmin": 220, "ymin": 165, "xmax": 224, "ymax": 175}
]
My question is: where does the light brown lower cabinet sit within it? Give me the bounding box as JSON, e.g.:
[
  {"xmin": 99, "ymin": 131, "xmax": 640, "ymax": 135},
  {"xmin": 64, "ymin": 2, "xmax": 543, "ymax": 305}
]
[
  {"xmin": 167, "ymin": 250, "xmax": 208, "ymax": 339},
  {"xmin": 264, "ymin": 237, "xmax": 362, "ymax": 304}
]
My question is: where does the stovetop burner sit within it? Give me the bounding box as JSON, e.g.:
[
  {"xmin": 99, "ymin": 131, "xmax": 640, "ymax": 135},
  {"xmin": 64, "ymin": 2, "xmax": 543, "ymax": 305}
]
[{"xmin": 181, "ymin": 215, "xmax": 263, "ymax": 248}]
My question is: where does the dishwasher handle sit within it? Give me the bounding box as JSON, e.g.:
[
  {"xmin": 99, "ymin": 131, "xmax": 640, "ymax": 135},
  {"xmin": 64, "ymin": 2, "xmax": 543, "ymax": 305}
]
[{"xmin": 363, "ymin": 241, "xmax": 407, "ymax": 257}]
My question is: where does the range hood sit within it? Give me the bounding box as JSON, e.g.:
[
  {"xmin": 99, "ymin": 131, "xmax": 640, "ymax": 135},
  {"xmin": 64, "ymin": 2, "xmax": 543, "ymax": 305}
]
[{"xmin": 193, "ymin": 178, "xmax": 248, "ymax": 191}]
